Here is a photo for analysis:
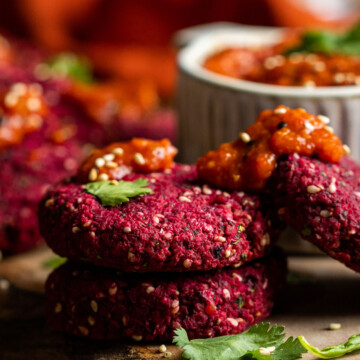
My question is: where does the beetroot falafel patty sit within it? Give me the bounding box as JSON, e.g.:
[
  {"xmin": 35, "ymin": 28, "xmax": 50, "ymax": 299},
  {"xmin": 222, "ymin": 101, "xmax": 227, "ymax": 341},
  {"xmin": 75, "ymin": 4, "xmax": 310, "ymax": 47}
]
[
  {"xmin": 39, "ymin": 164, "xmax": 281, "ymax": 272},
  {"xmin": 45, "ymin": 250, "xmax": 286, "ymax": 341},
  {"xmin": 271, "ymin": 154, "xmax": 360, "ymax": 272}
]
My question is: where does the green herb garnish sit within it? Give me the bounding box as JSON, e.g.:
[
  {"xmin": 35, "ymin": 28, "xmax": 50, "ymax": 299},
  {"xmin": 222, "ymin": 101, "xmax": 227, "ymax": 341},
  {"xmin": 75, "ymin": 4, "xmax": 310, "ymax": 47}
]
[
  {"xmin": 285, "ymin": 22, "xmax": 360, "ymax": 56},
  {"xmin": 46, "ymin": 53, "xmax": 94, "ymax": 83},
  {"xmin": 298, "ymin": 334, "xmax": 360, "ymax": 359},
  {"xmin": 173, "ymin": 323, "xmax": 306, "ymax": 360},
  {"xmin": 85, "ymin": 178, "xmax": 153, "ymax": 207},
  {"xmin": 43, "ymin": 256, "xmax": 67, "ymax": 269}
]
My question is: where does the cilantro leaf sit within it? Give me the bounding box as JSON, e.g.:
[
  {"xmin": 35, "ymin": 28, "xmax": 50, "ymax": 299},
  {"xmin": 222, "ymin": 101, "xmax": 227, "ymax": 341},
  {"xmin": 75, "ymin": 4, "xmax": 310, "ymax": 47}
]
[
  {"xmin": 43, "ymin": 256, "xmax": 67, "ymax": 269},
  {"xmin": 285, "ymin": 21, "xmax": 360, "ymax": 56},
  {"xmin": 173, "ymin": 323, "xmax": 306, "ymax": 360},
  {"xmin": 46, "ymin": 53, "xmax": 94, "ymax": 83},
  {"xmin": 85, "ymin": 178, "xmax": 153, "ymax": 206},
  {"xmin": 298, "ymin": 334, "xmax": 360, "ymax": 359}
]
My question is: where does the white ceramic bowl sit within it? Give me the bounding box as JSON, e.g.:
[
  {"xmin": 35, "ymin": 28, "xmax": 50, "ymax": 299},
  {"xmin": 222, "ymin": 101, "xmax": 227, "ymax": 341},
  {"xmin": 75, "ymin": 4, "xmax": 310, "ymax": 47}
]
[{"xmin": 177, "ymin": 26, "xmax": 360, "ymax": 163}]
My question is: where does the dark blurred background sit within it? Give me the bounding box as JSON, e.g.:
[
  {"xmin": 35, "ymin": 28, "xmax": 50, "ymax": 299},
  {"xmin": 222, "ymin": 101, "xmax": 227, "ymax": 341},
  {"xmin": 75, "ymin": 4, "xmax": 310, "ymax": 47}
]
[{"xmin": 1, "ymin": 0, "xmax": 360, "ymax": 99}]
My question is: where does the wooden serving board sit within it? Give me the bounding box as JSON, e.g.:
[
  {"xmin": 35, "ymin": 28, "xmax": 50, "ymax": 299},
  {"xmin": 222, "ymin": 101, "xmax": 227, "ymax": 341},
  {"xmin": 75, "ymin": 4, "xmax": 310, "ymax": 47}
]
[{"xmin": 0, "ymin": 245, "xmax": 360, "ymax": 360}]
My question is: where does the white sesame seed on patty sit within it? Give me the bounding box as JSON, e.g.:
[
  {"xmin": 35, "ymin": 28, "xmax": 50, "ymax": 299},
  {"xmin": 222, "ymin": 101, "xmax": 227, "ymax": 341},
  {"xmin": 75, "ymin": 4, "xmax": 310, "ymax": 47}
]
[
  {"xmin": 179, "ymin": 196, "xmax": 191, "ymax": 203},
  {"xmin": 90, "ymin": 300, "xmax": 98, "ymax": 313},
  {"xmin": 226, "ymin": 318, "xmax": 238, "ymax": 327},
  {"xmin": 317, "ymin": 115, "xmax": 330, "ymax": 124},
  {"xmin": 183, "ymin": 259, "xmax": 192, "ymax": 268},
  {"xmin": 26, "ymin": 97, "xmax": 41, "ymax": 111},
  {"xmin": 239, "ymin": 132, "xmax": 251, "ymax": 143},
  {"xmin": 214, "ymin": 235, "xmax": 226, "ymax": 242},
  {"xmin": 343, "ymin": 144, "xmax": 351, "ymax": 155},
  {"xmin": 88, "ymin": 168, "xmax": 98, "ymax": 181},
  {"xmin": 123, "ymin": 227, "xmax": 132, "ymax": 233},
  {"xmin": 307, "ymin": 185, "xmax": 321, "ymax": 194},
  {"xmin": 112, "ymin": 147, "xmax": 124, "ymax": 156},
  {"xmin": 320, "ymin": 210, "xmax": 332, "ymax": 218},
  {"xmin": 134, "ymin": 152, "xmax": 146, "ymax": 165},
  {"xmin": 103, "ymin": 153, "xmax": 115, "ymax": 162},
  {"xmin": 72, "ymin": 226, "xmax": 81, "ymax": 234},
  {"xmin": 146, "ymin": 286, "xmax": 155, "ymax": 294},
  {"xmin": 98, "ymin": 173, "xmax": 109, "ymax": 181},
  {"xmin": 274, "ymin": 107, "xmax": 287, "ymax": 114},
  {"xmin": 95, "ymin": 158, "xmax": 105, "ymax": 168}
]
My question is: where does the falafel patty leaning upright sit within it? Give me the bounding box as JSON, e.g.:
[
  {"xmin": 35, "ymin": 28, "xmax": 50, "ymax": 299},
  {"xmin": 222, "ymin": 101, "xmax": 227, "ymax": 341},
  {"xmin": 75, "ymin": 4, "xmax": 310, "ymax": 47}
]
[{"xmin": 39, "ymin": 138, "xmax": 286, "ymax": 340}]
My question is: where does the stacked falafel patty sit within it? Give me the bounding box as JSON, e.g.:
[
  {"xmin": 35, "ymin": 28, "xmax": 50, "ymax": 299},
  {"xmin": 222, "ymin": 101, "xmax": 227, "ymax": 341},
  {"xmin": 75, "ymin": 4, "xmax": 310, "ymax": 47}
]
[{"xmin": 39, "ymin": 141, "xmax": 286, "ymax": 341}]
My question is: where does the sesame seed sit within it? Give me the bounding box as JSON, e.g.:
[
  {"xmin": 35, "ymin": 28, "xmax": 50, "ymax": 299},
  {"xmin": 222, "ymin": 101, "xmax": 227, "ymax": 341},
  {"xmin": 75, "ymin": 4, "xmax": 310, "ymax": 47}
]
[
  {"xmin": 267, "ymin": 346, "xmax": 276, "ymax": 353},
  {"xmin": 307, "ymin": 185, "xmax": 321, "ymax": 194},
  {"xmin": 202, "ymin": 186, "xmax": 212, "ymax": 195},
  {"xmin": 164, "ymin": 232, "xmax": 172, "ymax": 239},
  {"xmin": 108, "ymin": 284, "xmax": 117, "ymax": 296},
  {"xmin": 334, "ymin": 73, "xmax": 345, "ymax": 83},
  {"xmin": 78, "ymin": 326, "xmax": 89, "ymax": 336},
  {"xmin": 105, "ymin": 161, "xmax": 117, "ymax": 169},
  {"xmin": 90, "ymin": 300, "xmax": 98, "ymax": 313},
  {"xmin": 304, "ymin": 80, "xmax": 316, "ymax": 88},
  {"xmin": 26, "ymin": 97, "xmax": 41, "ymax": 111},
  {"xmin": 132, "ymin": 335, "xmax": 143, "ymax": 341},
  {"xmin": 88, "ymin": 316, "xmax": 95, "ymax": 326},
  {"xmin": 343, "ymin": 144, "xmax": 351, "ymax": 155},
  {"xmin": 98, "ymin": 173, "xmax": 109, "ymax": 181},
  {"xmin": 146, "ymin": 286, "xmax": 155, "ymax": 294},
  {"xmin": 110, "ymin": 180, "xmax": 119, "ymax": 185},
  {"xmin": 171, "ymin": 306, "xmax": 179, "ymax": 314},
  {"xmin": 172, "ymin": 300, "xmax": 179, "ymax": 308},
  {"xmin": 329, "ymin": 323, "xmax": 341, "ymax": 330},
  {"xmin": 329, "ymin": 183, "xmax": 337, "ymax": 193},
  {"xmin": 239, "ymin": 132, "xmax": 251, "ymax": 143},
  {"xmin": 183, "ymin": 259, "xmax": 192, "ymax": 268},
  {"xmin": 225, "ymin": 249, "xmax": 231, "ymax": 258},
  {"xmin": 54, "ymin": 302, "xmax": 62, "ymax": 313},
  {"xmin": 134, "ymin": 152, "xmax": 146, "ymax": 165},
  {"xmin": 259, "ymin": 348, "xmax": 271, "ymax": 356},
  {"xmin": 88, "ymin": 168, "xmax": 98, "ymax": 181},
  {"xmin": 95, "ymin": 158, "xmax": 105, "ymax": 168},
  {"xmin": 122, "ymin": 316, "xmax": 127, "ymax": 326},
  {"xmin": 4, "ymin": 93, "xmax": 18, "ymax": 107},
  {"xmin": 112, "ymin": 147, "xmax": 124, "ymax": 156},
  {"xmin": 227, "ymin": 318, "xmax": 238, "ymax": 327},
  {"xmin": 223, "ymin": 289, "xmax": 231, "ymax": 299},
  {"xmin": 83, "ymin": 220, "xmax": 92, "ymax": 227},
  {"xmin": 72, "ymin": 226, "xmax": 81, "ymax": 234},
  {"xmin": 232, "ymin": 273, "xmax": 243, "ymax": 282},
  {"xmin": 320, "ymin": 210, "xmax": 331, "ymax": 218},
  {"xmin": 164, "ymin": 351, "xmax": 172, "ymax": 358},
  {"xmin": 123, "ymin": 226, "xmax": 131, "ymax": 233},
  {"xmin": 325, "ymin": 126, "xmax": 334, "ymax": 133},
  {"xmin": 45, "ymin": 198, "xmax": 54, "ymax": 207},
  {"xmin": 159, "ymin": 344, "xmax": 167, "ymax": 353},
  {"xmin": 128, "ymin": 252, "xmax": 136, "ymax": 262},
  {"xmin": 179, "ymin": 196, "xmax": 191, "ymax": 203},
  {"xmin": 103, "ymin": 153, "xmax": 115, "ymax": 161},
  {"xmin": 274, "ymin": 107, "xmax": 287, "ymax": 114},
  {"xmin": 214, "ymin": 235, "xmax": 226, "ymax": 242},
  {"xmin": 11, "ymin": 82, "xmax": 27, "ymax": 95},
  {"xmin": 304, "ymin": 121, "xmax": 315, "ymax": 131},
  {"xmin": 260, "ymin": 233, "xmax": 270, "ymax": 246},
  {"xmin": 317, "ymin": 115, "xmax": 330, "ymax": 124},
  {"xmin": 153, "ymin": 216, "xmax": 160, "ymax": 224}
]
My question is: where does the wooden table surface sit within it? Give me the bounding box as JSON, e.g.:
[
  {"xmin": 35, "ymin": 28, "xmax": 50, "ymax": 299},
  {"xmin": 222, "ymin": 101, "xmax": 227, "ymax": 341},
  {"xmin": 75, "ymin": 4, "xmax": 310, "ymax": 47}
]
[{"xmin": 0, "ymin": 246, "xmax": 360, "ymax": 360}]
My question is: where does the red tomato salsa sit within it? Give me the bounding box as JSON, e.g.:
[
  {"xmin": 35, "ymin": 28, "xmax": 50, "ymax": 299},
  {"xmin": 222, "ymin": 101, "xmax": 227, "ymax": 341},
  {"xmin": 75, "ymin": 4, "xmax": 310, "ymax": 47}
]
[
  {"xmin": 78, "ymin": 138, "xmax": 178, "ymax": 182},
  {"xmin": 196, "ymin": 106, "xmax": 347, "ymax": 191},
  {"xmin": 204, "ymin": 44, "xmax": 360, "ymax": 87}
]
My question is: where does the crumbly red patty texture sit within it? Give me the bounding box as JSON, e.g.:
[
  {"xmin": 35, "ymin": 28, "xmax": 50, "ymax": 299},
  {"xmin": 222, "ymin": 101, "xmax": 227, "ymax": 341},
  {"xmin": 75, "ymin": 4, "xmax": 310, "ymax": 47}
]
[
  {"xmin": 39, "ymin": 165, "xmax": 281, "ymax": 272},
  {"xmin": 0, "ymin": 133, "xmax": 83, "ymax": 254},
  {"xmin": 45, "ymin": 250, "xmax": 286, "ymax": 341},
  {"xmin": 271, "ymin": 154, "xmax": 360, "ymax": 272}
]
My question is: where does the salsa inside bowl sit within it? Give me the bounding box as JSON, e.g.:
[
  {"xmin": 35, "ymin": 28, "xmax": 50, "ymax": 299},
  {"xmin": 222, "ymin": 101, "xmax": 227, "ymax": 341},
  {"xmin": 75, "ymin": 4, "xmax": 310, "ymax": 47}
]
[{"xmin": 203, "ymin": 24, "xmax": 360, "ymax": 87}]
